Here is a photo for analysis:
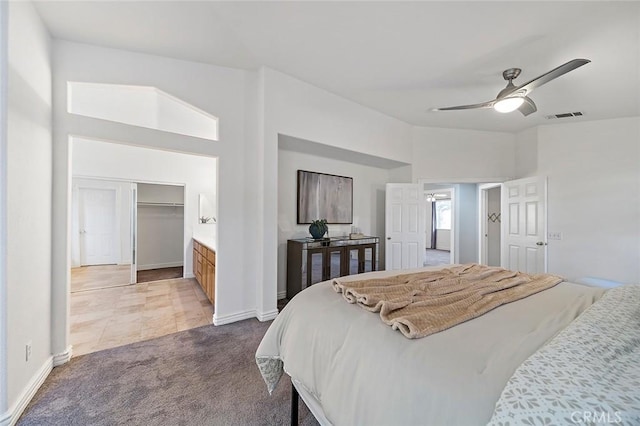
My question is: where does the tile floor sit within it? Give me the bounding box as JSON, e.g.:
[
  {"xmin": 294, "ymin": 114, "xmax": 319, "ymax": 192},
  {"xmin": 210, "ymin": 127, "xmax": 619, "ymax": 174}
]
[
  {"xmin": 70, "ymin": 277, "xmax": 213, "ymax": 357},
  {"xmin": 71, "ymin": 264, "xmax": 131, "ymax": 293}
]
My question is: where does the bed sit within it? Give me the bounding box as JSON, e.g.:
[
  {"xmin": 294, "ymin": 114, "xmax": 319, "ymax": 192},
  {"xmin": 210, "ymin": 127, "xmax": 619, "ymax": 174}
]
[{"xmin": 256, "ymin": 265, "xmax": 640, "ymax": 425}]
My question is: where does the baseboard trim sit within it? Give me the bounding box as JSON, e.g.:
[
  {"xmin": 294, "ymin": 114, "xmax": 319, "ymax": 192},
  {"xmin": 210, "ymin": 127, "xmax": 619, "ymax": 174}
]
[
  {"xmin": 277, "ymin": 290, "xmax": 286, "ymax": 300},
  {"xmin": 0, "ymin": 411, "xmax": 9, "ymax": 426},
  {"xmin": 1, "ymin": 356, "xmax": 53, "ymax": 426},
  {"xmin": 257, "ymin": 309, "xmax": 279, "ymax": 321},
  {"xmin": 184, "ymin": 272, "xmax": 195, "ymax": 279},
  {"xmin": 137, "ymin": 262, "xmax": 183, "ymax": 271},
  {"xmin": 213, "ymin": 309, "xmax": 256, "ymax": 326},
  {"xmin": 52, "ymin": 345, "xmax": 73, "ymax": 366}
]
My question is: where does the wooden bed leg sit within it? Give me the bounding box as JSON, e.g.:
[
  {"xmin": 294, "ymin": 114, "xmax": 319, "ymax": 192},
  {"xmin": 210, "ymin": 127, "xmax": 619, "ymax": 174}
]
[{"xmin": 291, "ymin": 380, "xmax": 299, "ymax": 426}]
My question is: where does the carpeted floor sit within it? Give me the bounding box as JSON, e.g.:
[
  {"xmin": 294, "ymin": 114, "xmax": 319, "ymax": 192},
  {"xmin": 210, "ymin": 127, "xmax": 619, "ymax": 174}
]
[
  {"xmin": 18, "ymin": 319, "xmax": 318, "ymax": 426},
  {"xmin": 424, "ymin": 249, "xmax": 451, "ymax": 266}
]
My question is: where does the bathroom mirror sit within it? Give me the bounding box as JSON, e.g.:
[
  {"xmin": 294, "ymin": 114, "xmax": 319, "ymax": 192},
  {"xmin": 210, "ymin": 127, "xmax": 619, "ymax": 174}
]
[{"xmin": 198, "ymin": 194, "xmax": 216, "ymax": 224}]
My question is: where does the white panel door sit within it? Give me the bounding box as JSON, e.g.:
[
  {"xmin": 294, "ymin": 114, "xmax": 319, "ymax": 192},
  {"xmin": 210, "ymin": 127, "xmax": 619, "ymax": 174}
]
[
  {"xmin": 501, "ymin": 176, "xmax": 547, "ymax": 273},
  {"xmin": 79, "ymin": 188, "xmax": 117, "ymax": 266},
  {"xmin": 385, "ymin": 184, "xmax": 425, "ymax": 270}
]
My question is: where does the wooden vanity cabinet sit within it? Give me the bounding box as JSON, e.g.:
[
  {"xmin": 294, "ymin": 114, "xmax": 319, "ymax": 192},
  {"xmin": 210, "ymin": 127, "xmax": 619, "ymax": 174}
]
[{"xmin": 193, "ymin": 239, "xmax": 215, "ymax": 304}]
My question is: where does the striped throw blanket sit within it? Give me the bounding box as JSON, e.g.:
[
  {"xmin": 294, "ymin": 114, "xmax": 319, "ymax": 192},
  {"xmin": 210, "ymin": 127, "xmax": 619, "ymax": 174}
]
[{"xmin": 332, "ymin": 264, "xmax": 563, "ymax": 339}]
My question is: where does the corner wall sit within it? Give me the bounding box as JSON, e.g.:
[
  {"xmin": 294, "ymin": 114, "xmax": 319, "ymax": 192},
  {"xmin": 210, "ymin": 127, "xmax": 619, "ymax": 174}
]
[
  {"xmin": 259, "ymin": 67, "xmax": 413, "ymax": 315},
  {"xmin": 0, "ymin": 0, "xmax": 8, "ymax": 419},
  {"xmin": 517, "ymin": 117, "xmax": 640, "ymax": 284},
  {"xmin": 4, "ymin": 1, "xmax": 52, "ymax": 421},
  {"xmin": 411, "ymin": 126, "xmax": 516, "ymax": 181}
]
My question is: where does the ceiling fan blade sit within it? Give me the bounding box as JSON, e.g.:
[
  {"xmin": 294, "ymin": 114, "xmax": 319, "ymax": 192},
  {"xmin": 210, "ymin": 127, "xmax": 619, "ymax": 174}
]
[
  {"xmin": 431, "ymin": 100, "xmax": 494, "ymax": 112},
  {"xmin": 514, "ymin": 59, "xmax": 590, "ymax": 96},
  {"xmin": 518, "ymin": 96, "xmax": 537, "ymax": 116}
]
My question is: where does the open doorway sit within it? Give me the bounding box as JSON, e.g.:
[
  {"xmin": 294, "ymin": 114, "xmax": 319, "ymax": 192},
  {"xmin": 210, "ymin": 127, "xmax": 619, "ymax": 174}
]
[
  {"xmin": 70, "ymin": 178, "xmax": 132, "ymax": 293},
  {"xmin": 478, "ymin": 183, "xmax": 502, "ymax": 267},
  {"xmin": 424, "ymin": 188, "xmax": 454, "ymax": 266},
  {"xmin": 135, "ymin": 183, "xmax": 185, "ymax": 283},
  {"xmin": 68, "ymin": 137, "xmax": 218, "ymax": 357},
  {"xmin": 70, "ymin": 179, "xmax": 188, "ymax": 291},
  {"xmin": 420, "ymin": 178, "xmax": 507, "ymax": 265}
]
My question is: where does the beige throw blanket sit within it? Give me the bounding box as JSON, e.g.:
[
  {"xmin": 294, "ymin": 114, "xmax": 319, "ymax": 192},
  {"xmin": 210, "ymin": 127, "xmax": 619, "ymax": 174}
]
[{"xmin": 332, "ymin": 264, "xmax": 563, "ymax": 339}]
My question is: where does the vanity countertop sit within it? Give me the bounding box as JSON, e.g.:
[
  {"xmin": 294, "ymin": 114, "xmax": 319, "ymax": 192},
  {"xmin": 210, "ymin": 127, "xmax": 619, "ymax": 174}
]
[{"xmin": 193, "ymin": 235, "xmax": 216, "ymax": 252}]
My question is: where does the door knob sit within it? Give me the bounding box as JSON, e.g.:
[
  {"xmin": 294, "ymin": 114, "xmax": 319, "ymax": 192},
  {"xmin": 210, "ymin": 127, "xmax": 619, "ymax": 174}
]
[
  {"xmin": 387, "ymin": 237, "xmax": 391, "ymax": 240},
  {"xmin": 536, "ymin": 241, "xmax": 547, "ymax": 246}
]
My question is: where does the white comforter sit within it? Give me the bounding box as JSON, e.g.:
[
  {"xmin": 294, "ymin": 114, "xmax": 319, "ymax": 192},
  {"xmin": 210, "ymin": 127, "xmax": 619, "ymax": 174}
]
[{"xmin": 256, "ymin": 267, "xmax": 605, "ymax": 425}]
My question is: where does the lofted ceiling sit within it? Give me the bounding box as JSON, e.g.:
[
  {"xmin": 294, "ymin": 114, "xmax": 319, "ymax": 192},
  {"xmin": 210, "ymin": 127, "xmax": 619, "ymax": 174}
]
[{"xmin": 34, "ymin": 1, "xmax": 640, "ymax": 133}]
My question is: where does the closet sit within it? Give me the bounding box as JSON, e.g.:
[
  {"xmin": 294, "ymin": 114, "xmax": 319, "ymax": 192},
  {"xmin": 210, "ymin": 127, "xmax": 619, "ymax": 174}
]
[{"xmin": 136, "ymin": 183, "xmax": 185, "ymax": 282}]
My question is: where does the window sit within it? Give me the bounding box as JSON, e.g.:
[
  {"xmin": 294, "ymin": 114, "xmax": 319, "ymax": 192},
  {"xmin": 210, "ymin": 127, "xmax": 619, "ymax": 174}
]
[{"xmin": 435, "ymin": 200, "xmax": 451, "ymax": 230}]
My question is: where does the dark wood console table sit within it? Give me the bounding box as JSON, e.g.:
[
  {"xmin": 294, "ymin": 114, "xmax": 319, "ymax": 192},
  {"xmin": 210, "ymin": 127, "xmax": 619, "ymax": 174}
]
[{"xmin": 286, "ymin": 236, "xmax": 379, "ymax": 299}]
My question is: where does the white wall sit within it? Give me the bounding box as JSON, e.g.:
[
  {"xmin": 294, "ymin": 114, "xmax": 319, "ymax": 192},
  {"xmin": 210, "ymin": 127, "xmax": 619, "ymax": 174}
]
[
  {"xmin": 264, "ymin": 68, "xmax": 414, "ymax": 165},
  {"xmin": 259, "ymin": 67, "xmax": 414, "ymax": 316},
  {"xmin": 388, "ymin": 165, "xmax": 413, "ymax": 183},
  {"xmin": 72, "ymin": 138, "xmax": 215, "ymax": 275},
  {"xmin": 515, "ymin": 126, "xmax": 538, "ymax": 178},
  {"xmin": 525, "ymin": 117, "xmax": 640, "ymax": 284},
  {"xmin": 69, "ymin": 82, "xmax": 218, "ymax": 141},
  {"xmin": 412, "ymin": 126, "xmax": 516, "ymax": 181},
  {"xmin": 435, "ymin": 229, "xmax": 451, "ymax": 251},
  {"xmin": 0, "ymin": 0, "xmax": 7, "ymax": 417},
  {"xmin": 278, "ymin": 148, "xmax": 389, "ymax": 296},
  {"xmin": 137, "ymin": 182, "xmax": 184, "ymax": 204},
  {"xmin": 156, "ymin": 90, "xmax": 218, "ymax": 141},
  {"xmin": 71, "ymin": 178, "xmax": 132, "ymax": 267},
  {"xmin": 487, "ymin": 186, "xmax": 501, "ymax": 266},
  {"xmin": 241, "ymin": 70, "xmax": 263, "ymax": 320},
  {"xmin": 456, "ymin": 183, "xmax": 478, "ymax": 264},
  {"xmin": 4, "ymin": 0, "xmax": 52, "ymax": 420},
  {"xmin": 68, "ymin": 83, "xmax": 158, "ymax": 129}
]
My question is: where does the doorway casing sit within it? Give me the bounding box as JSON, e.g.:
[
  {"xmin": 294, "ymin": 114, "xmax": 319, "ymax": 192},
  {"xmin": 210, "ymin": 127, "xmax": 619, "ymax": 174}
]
[{"xmin": 417, "ymin": 177, "xmax": 510, "ymax": 266}]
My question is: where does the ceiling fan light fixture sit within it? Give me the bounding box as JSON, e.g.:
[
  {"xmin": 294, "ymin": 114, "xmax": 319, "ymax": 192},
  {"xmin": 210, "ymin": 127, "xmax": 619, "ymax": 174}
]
[{"xmin": 493, "ymin": 97, "xmax": 524, "ymax": 113}]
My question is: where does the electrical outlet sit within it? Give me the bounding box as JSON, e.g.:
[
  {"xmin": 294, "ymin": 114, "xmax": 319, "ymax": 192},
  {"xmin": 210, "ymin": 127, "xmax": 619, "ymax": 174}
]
[
  {"xmin": 548, "ymin": 232, "xmax": 563, "ymax": 240},
  {"xmin": 25, "ymin": 341, "xmax": 32, "ymax": 362}
]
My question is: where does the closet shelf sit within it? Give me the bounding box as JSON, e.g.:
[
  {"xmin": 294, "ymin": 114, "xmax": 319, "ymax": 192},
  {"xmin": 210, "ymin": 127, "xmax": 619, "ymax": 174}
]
[{"xmin": 137, "ymin": 202, "xmax": 184, "ymax": 207}]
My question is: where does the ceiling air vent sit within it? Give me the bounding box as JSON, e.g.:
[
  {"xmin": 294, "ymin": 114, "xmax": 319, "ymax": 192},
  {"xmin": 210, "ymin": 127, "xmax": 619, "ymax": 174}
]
[{"xmin": 545, "ymin": 112, "xmax": 584, "ymax": 120}]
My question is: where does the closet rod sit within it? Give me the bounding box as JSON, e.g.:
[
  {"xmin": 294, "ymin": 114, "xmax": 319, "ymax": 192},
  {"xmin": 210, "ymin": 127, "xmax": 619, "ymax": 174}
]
[{"xmin": 137, "ymin": 202, "xmax": 184, "ymax": 207}]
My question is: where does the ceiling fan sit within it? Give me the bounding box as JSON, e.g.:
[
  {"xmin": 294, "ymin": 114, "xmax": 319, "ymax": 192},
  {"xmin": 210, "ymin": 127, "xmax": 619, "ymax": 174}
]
[{"xmin": 431, "ymin": 59, "xmax": 590, "ymax": 116}]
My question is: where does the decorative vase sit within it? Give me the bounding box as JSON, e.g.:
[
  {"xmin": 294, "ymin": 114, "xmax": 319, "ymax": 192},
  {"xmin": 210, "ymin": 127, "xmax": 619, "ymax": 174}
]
[{"xmin": 309, "ymin": 222, "xmax": 328, "ymax": 239}]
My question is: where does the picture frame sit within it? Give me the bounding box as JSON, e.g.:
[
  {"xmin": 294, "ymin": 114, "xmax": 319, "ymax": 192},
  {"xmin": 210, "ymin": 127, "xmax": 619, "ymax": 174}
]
[{"xmin": 297, "ymin": 170, "xmax": 353, "ymax": 224}]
